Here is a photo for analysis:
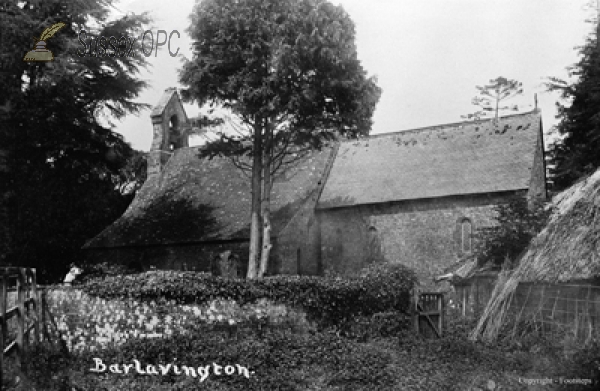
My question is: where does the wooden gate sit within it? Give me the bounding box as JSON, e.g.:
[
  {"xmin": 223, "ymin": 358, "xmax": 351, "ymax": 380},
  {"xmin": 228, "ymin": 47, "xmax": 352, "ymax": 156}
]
[{"xmin": 413, "ymin": 291, "xmax": 445, "ymax": 338}]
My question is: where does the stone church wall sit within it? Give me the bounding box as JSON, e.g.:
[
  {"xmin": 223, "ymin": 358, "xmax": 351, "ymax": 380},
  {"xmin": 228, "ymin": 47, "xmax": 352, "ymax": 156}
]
[
  {"xmin": 275, "ymin": 195, "xmax": 322, "ymax": 276},
  {"xmin": 319, "ymin": 191, "xmax": 526, "ymax": 283}
]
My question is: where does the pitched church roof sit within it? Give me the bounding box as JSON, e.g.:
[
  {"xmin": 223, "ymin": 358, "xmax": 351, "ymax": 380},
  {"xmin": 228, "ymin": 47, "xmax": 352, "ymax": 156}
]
[
  {"xmin": 84, "ymin": 146, "xmax": 335, "ymax": 248},
  {"xmin": 84, "ymin": 108, "xmax": 543, "ymax": 249},
  {"xmin": 317, "ymin": 110, "xmax": 543, "ymax": 209}
]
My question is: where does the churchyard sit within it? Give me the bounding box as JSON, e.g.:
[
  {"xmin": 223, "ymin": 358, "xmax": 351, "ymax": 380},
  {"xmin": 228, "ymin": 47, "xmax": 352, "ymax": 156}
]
[{"xmin": 2, "ymin": 267, "xmax": 598, "ymax": 391}]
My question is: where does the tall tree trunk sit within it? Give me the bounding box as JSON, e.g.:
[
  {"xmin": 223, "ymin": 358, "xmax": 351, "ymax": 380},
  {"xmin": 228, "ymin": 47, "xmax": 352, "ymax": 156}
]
[
  {"xmin": 247, "ymin": 123, "xmax": 263, "ymax": 279},
  {"xmin": 258, "ymin": 123, "xmax": 273, "ymax": 278}
]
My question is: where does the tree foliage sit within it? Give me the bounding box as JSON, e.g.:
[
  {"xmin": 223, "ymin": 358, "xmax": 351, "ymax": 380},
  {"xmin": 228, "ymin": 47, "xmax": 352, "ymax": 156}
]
[
  {"xmin": 472, "ymin": 198, "xmax": 550, "ymax": 269},
  {"xmin": 180, "ymin": 0, "xmax": 381, "ymax": 278},
  {"xmin": 0, "ymin": 0, "xmax": 151, "ymax": 282},
  {"xmin": 462, "ymin": 77, "xmax": 523, "ymax": 121},
  {"xmin": 545, "ymin": 18, "xmax": 600, "ymax": 190}
]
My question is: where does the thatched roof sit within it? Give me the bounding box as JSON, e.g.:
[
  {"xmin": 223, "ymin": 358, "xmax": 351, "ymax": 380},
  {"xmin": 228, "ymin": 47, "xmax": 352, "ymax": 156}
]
[
  {"xmin": 470, "ymin": 168, "xmax": 600, "ymax": 342},
  {"xmin": 514, "ymin": 168, "xmax": 600, "ymax": 283}
]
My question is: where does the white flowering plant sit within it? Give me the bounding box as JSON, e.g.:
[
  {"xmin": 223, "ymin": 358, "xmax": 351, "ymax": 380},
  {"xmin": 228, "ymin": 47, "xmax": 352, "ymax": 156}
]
[{"xmin": 43, "ymin": 287, "xmax": 312, "ymax": 353}]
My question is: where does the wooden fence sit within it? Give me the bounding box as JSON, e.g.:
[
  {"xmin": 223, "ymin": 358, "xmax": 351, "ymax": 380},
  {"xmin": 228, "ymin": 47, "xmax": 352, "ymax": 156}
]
[
  {"xmin": 0, "ymin": 267, "xmax": 43, "ymax": 389},
  {"xmin": 507, "ymin": 282, "xmax": 600, "ymax": 342},
  {"xmin": 453, "ymin": 271, "xmax": 498, "ymax": 317}
]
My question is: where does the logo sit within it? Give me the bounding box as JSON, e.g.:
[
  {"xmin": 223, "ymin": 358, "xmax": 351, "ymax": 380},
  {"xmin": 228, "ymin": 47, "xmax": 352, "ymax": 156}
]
[
  {"xmin": 77, "ymin": 29, "xmax": 180, "ymax": 58},
  {"xmin": 23, "ymin": 22, "xmax": 65, "ymax": 62}
]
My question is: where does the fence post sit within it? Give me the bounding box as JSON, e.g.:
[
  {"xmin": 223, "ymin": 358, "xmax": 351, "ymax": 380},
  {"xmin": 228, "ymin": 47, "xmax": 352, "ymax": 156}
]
[
  {"xmin": 412, "ymin": 289, "xmax": 419, "ymax": 335},
  {"xmin": 31, "ymin": 269, "xmax": 39, "ymax": 345},
  {"xmin": 586, "ymin": 285, "xmax": 592, "ymax": 341},
  {"xmin": 461, "ymin": 286, "xmax": 467, "ymax": 317},
  {"xmin": 474, "ymin": 280, "xmax": 480, "ymax": 316},
  {"xmin": 16, "ymin": 269, "xmax": 25, "ymax": 369},
  {"xmin": 41, "ymin": 288, "xmax": 47, "ymax": 342},
  {"xmin": 439, "ymin": 293, "xmax": 444, "ymax": 337},
  {"xmin": 0, "ymin": 269, "xmax": 6, "ymax": 387}
]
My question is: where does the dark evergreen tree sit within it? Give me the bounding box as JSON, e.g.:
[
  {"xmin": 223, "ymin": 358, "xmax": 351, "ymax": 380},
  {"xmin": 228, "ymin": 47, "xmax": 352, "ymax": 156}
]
[
  {"xmin": 546, "ymin": 15, "xmax": 600, "ymax": 190},
  {"xmin": 0, "ymin": 1, "xmax": 151, "ymax": 282}
]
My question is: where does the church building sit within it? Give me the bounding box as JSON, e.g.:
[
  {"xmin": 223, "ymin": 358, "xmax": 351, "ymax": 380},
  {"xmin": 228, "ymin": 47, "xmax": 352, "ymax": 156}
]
[{"xmin": 83, "ymin": 88, "xmax": 547, "ymax": 284}]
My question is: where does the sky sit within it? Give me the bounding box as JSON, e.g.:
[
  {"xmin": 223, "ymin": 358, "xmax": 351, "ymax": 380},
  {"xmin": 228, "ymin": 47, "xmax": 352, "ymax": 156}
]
[{"xmin": 110, "ymin": 0, "xmax": 595, "ymax": 151}]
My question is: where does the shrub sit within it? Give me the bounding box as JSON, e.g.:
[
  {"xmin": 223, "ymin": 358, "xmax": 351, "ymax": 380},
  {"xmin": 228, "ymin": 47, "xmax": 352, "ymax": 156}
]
[
  {"xmin": 82, "ymin": 266, "xmax": 417, "ymax": 328},
  {"xmin": 76, "ymin": 261, "xmax": 138, "ymax": 285},
  {"xmin": 64, "ymin": 328, "xmax": 399, "ymax": 390},
  {"xmin": 20, "ymin": 328, "xmax": 399, "ymax": 390},
  {"xmin": 567, "ymin": 341, "xmax": 600, "ymax": 390},
  {"xmin": 355, "ymin": 262, "xmax": 417, "ymax": 313},
  {"xmin": 340, "ymin": 311, "xmax": 412, "ymax": 341},
  {"xmin": 472, "ymin": 198, "xmax": 550, "ymax": 269}
]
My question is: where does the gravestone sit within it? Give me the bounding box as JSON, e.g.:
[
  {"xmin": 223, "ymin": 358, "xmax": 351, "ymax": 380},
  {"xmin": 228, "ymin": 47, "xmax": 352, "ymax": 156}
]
[{"xmin": 212, "ymin": 250, "xmax": 241, "ymax": 278}]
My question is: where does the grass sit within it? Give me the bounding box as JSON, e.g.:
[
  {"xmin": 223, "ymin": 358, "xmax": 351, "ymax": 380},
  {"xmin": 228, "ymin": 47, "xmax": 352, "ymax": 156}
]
[{"xmin": 1, "ymin": 287, "xmax": 598, "ymax": 390}]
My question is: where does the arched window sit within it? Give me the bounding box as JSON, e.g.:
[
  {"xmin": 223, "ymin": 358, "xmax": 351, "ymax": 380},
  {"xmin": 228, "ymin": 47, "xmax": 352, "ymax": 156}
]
[
  {"xmin": 367, "ymin": 226, "xmax": 382, "ymax": 263},
  {"xmin": 169, "ymin": 115, "xmax": 179, "ymax": 131},
  {"xmin": 461, "ymin": 219, "xmax": 472, "ymax": 253},
  {"xmin": 168, "ymin": 115, "xmax": 181, "ymax": 150}
]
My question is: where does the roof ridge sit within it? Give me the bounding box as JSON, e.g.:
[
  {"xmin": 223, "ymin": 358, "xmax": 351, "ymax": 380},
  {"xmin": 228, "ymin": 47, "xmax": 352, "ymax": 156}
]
[{"xmin": 342, "ymin": 109, "xmax": 541, "ymax": 142}]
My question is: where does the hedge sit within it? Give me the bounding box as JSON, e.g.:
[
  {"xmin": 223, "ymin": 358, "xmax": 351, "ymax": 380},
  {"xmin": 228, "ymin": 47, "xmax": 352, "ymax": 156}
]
[{"xmin": 82, "ymin": 262, "xmax": 417, "ymax": 326}]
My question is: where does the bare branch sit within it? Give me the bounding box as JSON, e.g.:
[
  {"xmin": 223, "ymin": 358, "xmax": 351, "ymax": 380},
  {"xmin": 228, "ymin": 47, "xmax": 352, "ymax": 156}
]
[
  {"xmin": 271, "ymin": 145, "xmax": 312, "ymax": 178},
  {"xmin": 230, "ymin": 155, "xmax": 252, "ymax": 178}
]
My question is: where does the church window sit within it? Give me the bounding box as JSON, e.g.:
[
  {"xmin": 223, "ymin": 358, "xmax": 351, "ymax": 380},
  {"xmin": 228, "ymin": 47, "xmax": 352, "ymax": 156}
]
[
  {"xmin": 169, "ymin": 115, "xmax": 178, "ymax": 131},
  {"xmin": 168, "ymin": 115, "xmax": 180, "ymax": 150},
  {"xmin": 461, "ymin": 219, "xmax": 472, "ymax": 253},
  {"xmin": 367, "ymin": 226, "xmax": 382, "ymax": 263}
]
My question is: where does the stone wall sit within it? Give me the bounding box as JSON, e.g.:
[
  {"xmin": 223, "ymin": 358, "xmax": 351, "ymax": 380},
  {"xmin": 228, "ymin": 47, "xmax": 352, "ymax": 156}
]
[{"xmin": 319, "ymin": 191, "xmax": 525, "ymax": 283}]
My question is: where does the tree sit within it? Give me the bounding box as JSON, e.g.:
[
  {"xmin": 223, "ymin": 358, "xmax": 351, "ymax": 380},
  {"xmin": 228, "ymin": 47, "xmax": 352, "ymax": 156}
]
[
  {"xmin": 116, "ymin": 149, "xmax": 148, "ymax": 195},
  {"xmin": 0, "ymin": 1, "xmax": 151, "ymax": 282},
  {"xmin": 180, "ymin": 0, "xmax": 381, "ymax": 278},
  {"xmin": 472, "ymin": 198, "xmax": 550, "ymax": 270},
  {"xmin": 545, "ymin": 12, "xmax": 600, "ymax": 190},
  {"xmin": 462, "ymin": 77, "xmax": 523, "ymax": 121}
]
